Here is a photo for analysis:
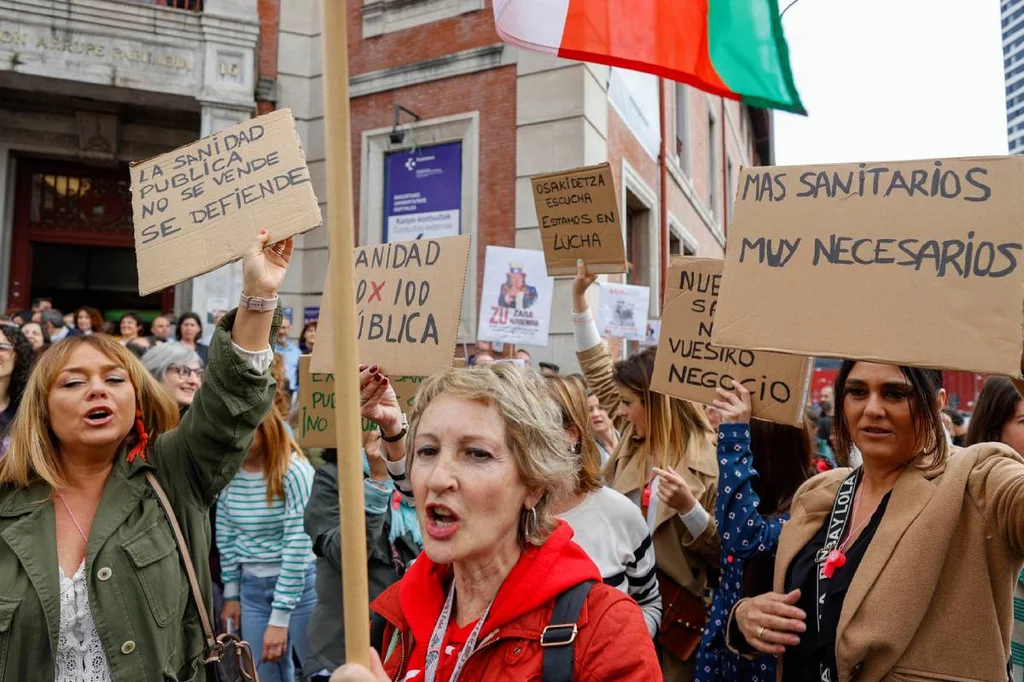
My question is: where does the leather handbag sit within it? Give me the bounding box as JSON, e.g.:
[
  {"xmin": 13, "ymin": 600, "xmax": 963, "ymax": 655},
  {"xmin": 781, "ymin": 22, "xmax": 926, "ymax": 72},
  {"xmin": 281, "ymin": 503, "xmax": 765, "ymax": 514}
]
[
  {"xmin": 146, "ymin": 472, "xmax": 261, "ymax": 681},
  {"xmin": 655, "ymin": 569, "xmax": 706, "ymax": 662}
]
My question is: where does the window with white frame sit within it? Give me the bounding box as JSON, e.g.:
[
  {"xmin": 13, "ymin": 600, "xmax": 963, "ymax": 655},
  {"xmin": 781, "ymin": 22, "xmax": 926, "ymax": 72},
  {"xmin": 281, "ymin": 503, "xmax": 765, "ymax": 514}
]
[
  {"xmin": 726, "ymin": 156, "xmax": 735, "ymax": 227},
  {"xmin": 362, "ymin": 0, "xmax": 484, "ymax": 38},
  {"xmin": 708, "ymin": 105, "xmax": 720, "ymax": 222},
  {"xmin": 674, "ymin": 83, "xmax": 690, "ymax": 173},
  {"xmin": 669, "ymin": 222, "xmax": 698, "ymax": 256},
  {"xmin": 625, "ymin": 195, "xmax": 652, "ymax": 287}
]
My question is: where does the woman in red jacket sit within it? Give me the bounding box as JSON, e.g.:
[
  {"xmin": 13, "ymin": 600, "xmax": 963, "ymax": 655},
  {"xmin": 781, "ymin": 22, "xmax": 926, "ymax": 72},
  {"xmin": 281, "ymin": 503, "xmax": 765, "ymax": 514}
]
[{"xmin": 332, "ymin": 363, "xmax": 661, "ymax": 682}]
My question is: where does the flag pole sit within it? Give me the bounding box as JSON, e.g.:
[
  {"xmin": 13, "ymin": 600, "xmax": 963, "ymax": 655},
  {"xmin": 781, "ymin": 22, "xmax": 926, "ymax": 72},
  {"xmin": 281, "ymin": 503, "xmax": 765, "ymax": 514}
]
[{"xmin": 320, "ymin": 0, "xmax": 371, "ymax": 666}]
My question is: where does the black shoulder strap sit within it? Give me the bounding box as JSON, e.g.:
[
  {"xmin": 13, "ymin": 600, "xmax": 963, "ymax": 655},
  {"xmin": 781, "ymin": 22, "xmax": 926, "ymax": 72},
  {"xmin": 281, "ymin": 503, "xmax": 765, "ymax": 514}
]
[
  {"xmin": 370, "ymin": 611, "xmax": 388, "ymax": 654},
  {"xmin": 541, "ymin": 580, "xmax": 596, "ymax": 682}
]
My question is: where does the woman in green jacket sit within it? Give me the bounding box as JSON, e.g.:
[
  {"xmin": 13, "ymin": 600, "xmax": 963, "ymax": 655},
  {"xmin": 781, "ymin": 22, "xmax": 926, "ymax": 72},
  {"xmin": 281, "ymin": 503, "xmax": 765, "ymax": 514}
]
[{"xmin": 0, "ymin": 231, "xmax": 293, "ymax": 682}]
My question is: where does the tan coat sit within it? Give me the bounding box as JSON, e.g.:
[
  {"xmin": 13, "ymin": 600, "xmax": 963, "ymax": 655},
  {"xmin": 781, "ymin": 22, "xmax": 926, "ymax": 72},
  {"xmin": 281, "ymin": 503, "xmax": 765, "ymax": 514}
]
[
  {"xmin": 578, "ymin": 343, "xmax": 720, "ymax": 598},
  {"xmin": 773, "ymin": 444, "xmax": 1024, "ymax": 682}
]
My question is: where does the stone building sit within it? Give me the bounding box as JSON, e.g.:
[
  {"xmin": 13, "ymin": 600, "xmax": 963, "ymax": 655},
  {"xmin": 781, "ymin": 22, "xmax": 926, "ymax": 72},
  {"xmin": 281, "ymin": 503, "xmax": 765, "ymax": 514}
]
[
  {"xmin": 0, "ymin": 0, "xmax": 274, "ymax": 324},
  {"xmin": 0, "ymin": 0, "xmax": 772, "ymax": 373}
]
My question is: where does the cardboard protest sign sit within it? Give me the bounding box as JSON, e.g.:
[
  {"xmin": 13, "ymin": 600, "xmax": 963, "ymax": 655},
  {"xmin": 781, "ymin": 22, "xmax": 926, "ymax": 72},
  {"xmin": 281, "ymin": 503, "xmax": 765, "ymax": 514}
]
[
  {"xmin": 311, "ymin": 235, "xmax": 471, "ymax": 375},
  {"xmin": 531, "ymin": 163, "xmax": 627, "ymax": 276},
  {"xmin": 477, "ymin": 247, "xmax": 554, "ymax": 347},
  {"xmin": 713, "ymin": 157, "xmax": 1024, "ymax": 377},
  {"xmin": 596, "ymin": 283, "xmax": 650, "ymax": 341},
  {"xmin": 298, "ymin": 356, "xmax": 427, "ymax": 447},
  {"xmin": 297, "ymin": 355, "xmax": 337, "ymax": 448},
  {"xmin": 131, "ymin": 108, "xmax": 321, "ymax": 295},
  {"xmin": 651, "ymin": 258, "xmax": 813, "ymax": 426}
]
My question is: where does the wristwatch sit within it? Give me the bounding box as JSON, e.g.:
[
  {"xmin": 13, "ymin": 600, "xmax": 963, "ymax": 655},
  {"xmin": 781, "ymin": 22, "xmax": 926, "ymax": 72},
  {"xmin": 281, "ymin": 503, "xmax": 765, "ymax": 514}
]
[
  {"xmin": 238, "ymin": 293, "xmax": 279, "ymax": 312},
  {"xmin": 381, "ymin": 413, "xmax": 409, "ymax": 442}
]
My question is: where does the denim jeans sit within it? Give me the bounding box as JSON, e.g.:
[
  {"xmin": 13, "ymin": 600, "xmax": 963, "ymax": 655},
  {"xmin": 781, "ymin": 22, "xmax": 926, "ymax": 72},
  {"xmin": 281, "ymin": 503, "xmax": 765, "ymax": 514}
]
[{"xmin": 240, "ymin": 563, "xmax": 317, "ymax": 682}]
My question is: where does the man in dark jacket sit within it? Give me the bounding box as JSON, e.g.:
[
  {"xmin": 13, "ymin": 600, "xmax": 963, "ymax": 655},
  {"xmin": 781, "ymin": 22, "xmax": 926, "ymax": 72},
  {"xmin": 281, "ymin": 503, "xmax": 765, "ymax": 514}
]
[{"xmin": 302, "ymin": 445, "xmax": 421, "ymax": 680}]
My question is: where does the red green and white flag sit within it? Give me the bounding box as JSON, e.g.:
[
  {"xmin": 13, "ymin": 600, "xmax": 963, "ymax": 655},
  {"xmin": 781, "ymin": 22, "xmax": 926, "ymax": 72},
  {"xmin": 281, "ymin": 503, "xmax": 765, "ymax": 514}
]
[{"xmin": 493, "ymin": 0, "xmax": 805, "ymax": 114}]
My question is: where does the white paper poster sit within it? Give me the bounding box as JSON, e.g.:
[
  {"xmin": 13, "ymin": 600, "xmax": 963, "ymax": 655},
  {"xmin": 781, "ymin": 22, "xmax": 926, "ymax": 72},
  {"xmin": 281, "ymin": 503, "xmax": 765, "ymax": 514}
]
[
  {"xmin": 477, "ymin": 246, "xmax": 554, "ymax": 347},
  {"xmin": 597, "ymin": 283, "xmax": 650, "ymax": 341},
  {"xmin": 641, "ymin": 319, "xmax": 661, "ymax": 347}
]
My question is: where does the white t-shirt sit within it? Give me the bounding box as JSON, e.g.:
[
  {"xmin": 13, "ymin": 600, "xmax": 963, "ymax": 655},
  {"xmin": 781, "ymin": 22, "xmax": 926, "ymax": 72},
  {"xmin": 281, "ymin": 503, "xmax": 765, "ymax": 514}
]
[{"xmin": 558, "ymin": 486, "xmax": 662, "ymax": 637}]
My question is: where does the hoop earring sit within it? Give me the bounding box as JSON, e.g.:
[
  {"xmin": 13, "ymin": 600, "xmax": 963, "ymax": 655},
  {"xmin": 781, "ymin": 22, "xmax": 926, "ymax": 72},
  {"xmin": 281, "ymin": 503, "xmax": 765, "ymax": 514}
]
[{"xmin": 522, "ymin": 506, "xmax": 538, "ymax": 541}]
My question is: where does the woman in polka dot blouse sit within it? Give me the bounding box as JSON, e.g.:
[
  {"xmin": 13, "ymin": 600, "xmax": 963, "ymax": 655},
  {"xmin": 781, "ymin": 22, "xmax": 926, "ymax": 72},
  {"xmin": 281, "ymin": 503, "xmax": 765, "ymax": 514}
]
[{"xmin": 694, "ymin": 383, "xmax": 814, "ymax": 682}]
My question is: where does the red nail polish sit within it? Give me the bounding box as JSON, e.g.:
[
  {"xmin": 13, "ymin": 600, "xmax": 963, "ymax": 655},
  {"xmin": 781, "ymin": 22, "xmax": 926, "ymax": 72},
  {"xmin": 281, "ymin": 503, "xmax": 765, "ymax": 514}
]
[
  {"xmin": 382, "ymin": 378, "xmax": 389, "ymax": 385},
  {"xmin": 369, "ymin": 364, "xmax": 379, "ymax": 373}
]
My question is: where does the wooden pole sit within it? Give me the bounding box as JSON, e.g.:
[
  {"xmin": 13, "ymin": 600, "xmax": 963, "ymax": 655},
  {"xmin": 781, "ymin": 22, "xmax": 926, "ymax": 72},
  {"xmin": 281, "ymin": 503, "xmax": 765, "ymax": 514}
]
[{"xmin": 320, "ymin": 0, "xmax": 371, "ymax": 667}]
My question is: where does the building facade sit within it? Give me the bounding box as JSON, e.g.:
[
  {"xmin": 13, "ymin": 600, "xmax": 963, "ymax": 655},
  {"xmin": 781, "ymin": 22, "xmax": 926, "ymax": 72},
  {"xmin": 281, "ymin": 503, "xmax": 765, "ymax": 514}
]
[
  {"xmin": 276, "ymin": 0, "xmax": 771, "ymax": 371},
  {"xmin": 0, "ymin": 0, "xmax": 772, "ymax": 373},
  {"xmin": 0, "ymin": 0, "xmax": 274, "ymax": 325},
  {"xmin": 1005, "ymin": 0, "xmax": 1024, "ymax": 152}
]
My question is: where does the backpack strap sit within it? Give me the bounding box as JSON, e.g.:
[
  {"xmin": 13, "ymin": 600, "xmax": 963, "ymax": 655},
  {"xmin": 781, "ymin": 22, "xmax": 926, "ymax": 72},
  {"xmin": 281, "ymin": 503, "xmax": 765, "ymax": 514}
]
[
  {"xmin": 541, "ymin": 580, "xmax": 596, "ymax": 682},
  {"xmin": 370, "ymin": 611, "xmax": 387, "ymax": 654}
]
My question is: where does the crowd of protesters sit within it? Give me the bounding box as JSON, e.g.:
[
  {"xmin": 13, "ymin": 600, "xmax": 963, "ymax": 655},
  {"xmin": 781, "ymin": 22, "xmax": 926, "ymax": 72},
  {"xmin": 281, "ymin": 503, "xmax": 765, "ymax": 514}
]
[{"xmin": 1, "ymin": 252, "xmax": 1023, "ymax": 682}]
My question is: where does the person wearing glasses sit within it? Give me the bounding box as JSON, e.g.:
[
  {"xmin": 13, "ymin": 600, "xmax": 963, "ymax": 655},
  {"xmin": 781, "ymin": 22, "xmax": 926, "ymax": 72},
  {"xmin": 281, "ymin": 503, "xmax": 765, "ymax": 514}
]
[{"xmin": 141, "ymin": 343, "xmax": 205, "ymax": 414}]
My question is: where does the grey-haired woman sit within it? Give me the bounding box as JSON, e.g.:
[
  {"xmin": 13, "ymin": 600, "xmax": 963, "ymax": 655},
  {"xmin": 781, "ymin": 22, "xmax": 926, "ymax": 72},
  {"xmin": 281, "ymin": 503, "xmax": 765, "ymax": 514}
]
[{"xmin": 142, "ymin": 342, "xmax": 204, "ymax": 413}]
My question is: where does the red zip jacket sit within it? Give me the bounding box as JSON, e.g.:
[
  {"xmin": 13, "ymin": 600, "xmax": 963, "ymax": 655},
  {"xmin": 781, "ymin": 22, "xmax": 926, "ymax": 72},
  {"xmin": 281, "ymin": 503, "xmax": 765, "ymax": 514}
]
[{"xmin": 370, "ymin": 522, "xmax": 663, "ymax": 681}]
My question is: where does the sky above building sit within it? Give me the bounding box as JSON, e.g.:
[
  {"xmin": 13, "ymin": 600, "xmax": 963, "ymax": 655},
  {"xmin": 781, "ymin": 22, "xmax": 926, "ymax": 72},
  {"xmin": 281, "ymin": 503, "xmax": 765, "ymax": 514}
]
[{"xmin": 774, "ymin": 0, "xmax": 1009, "ymax": 165}]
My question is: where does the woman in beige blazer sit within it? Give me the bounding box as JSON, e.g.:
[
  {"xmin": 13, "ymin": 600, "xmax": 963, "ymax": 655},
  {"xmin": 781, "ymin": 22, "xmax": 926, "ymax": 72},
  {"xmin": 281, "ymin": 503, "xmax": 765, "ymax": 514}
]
[
  {"xmin": 731, "ymin": 361, "xmax": 1024, "ymax": 681},
  {"xmin": 573, "ymin": 260, "xmax": 719, "ymax": 682}
]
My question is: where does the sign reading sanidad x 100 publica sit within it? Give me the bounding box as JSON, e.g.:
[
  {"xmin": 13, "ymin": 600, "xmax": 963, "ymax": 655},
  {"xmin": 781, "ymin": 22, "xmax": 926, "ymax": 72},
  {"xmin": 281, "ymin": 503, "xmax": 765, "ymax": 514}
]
[{"xmin": 311, "ymin": 235, "xmax": 471, "ymax": 376}]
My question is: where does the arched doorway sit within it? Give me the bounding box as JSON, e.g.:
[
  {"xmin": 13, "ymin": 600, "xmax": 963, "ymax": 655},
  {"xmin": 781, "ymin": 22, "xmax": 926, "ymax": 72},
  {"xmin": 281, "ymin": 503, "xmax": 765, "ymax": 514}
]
[{"xmin": 6, "ymin": 158, "xmax": 173, "ymax": 326}]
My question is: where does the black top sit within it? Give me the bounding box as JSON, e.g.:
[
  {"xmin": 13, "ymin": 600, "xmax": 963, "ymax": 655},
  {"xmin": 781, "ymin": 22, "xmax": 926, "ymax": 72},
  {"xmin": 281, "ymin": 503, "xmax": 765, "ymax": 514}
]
[
  {"xmin": 195, "ymin": 342, "xmax": 209, "ymax": 366},
  {"xmin": 0, "ymin": 401, "xmax": 17, "ymax": 437},
  {"xmin": 782, "ymin": 492, "xmax": 891, "ymax": 682}
]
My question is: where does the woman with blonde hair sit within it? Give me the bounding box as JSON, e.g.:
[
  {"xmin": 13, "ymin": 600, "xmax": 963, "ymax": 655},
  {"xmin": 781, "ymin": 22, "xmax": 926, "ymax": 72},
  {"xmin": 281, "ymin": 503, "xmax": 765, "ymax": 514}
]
[
  {"xmin": 332, "ymin": 363, "xmax": 661, "ymax": 682},
  {"xmin": 0, "ymin": 232, "xmax": 291, "ymax": 681},
  {"xmin": 218, "ymin": 406, "xmax": 317, "ymax": 682},
  {"xmin": 546, "ymin": 374, "xmax": 663, "ymax": 637},
  {"xmin": 572, "ymin": 260, "xmax": 719, "ymax": 681}
]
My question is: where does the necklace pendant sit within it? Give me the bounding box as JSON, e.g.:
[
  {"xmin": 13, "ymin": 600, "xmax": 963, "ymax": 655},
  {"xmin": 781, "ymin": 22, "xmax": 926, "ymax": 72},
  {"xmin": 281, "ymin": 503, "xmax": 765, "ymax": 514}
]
[{"xmin": 822, "ymin": 549, "xmax": 846, "ymax": 579}]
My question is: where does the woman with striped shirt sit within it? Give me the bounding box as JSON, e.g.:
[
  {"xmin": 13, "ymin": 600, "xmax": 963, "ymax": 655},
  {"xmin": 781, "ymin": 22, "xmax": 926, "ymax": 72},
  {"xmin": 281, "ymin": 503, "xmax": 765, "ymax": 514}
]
[
  {"xmin": 546, "ymin": 374, "xmax": 662, "ymax": 636},
  {"xmin": 218, "ymin": 408, "xmax": 317, "ymax": 682}
]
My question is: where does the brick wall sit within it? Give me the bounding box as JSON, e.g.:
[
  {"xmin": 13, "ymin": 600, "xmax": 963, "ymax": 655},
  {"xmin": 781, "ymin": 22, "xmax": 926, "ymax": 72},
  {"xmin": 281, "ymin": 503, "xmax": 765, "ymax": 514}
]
[
  {"xmin": 350, "ymin": 64, "xmax": 518, "ymax": 296},
  {"xmin": 348, "ymin": 0, "xmax": 500, "ymax": 76},
  {"xmin": 257, "ymin": 0, "xmax": 280, "ymax": 114}
]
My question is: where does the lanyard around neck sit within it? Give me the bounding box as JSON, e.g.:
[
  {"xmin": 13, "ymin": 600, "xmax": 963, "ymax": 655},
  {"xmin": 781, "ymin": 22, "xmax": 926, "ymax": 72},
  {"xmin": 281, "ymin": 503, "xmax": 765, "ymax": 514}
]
[
  {"xmin": 424, "ymin": 583, "xmax": 495, "ymax": 682},
  {"xmin": 813, "ymin": 468, "xmax": 860, "ymax": 682}
]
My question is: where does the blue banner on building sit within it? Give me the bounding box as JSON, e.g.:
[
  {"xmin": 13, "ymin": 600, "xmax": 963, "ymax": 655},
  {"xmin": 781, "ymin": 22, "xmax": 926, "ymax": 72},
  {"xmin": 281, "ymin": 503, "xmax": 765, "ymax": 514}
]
[{"xmin": 384, "ymin": 141, "xmax": 462, "ymax": 242}]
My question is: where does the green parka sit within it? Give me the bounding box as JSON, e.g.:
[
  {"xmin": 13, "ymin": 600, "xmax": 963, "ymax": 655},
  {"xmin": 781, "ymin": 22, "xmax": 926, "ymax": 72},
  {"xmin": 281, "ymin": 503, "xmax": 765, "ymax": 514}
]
[{"xmin": 0, "ymin": 308, "xmax": 279, "ymax": 681}]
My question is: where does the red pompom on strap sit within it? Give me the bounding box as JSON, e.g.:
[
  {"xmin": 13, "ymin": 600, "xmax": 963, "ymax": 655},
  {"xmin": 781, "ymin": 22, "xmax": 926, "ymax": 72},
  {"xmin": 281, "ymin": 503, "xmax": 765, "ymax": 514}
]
[{"xmin": 127, "ymin": 410, "xmax": 149, "ymax": 463}]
